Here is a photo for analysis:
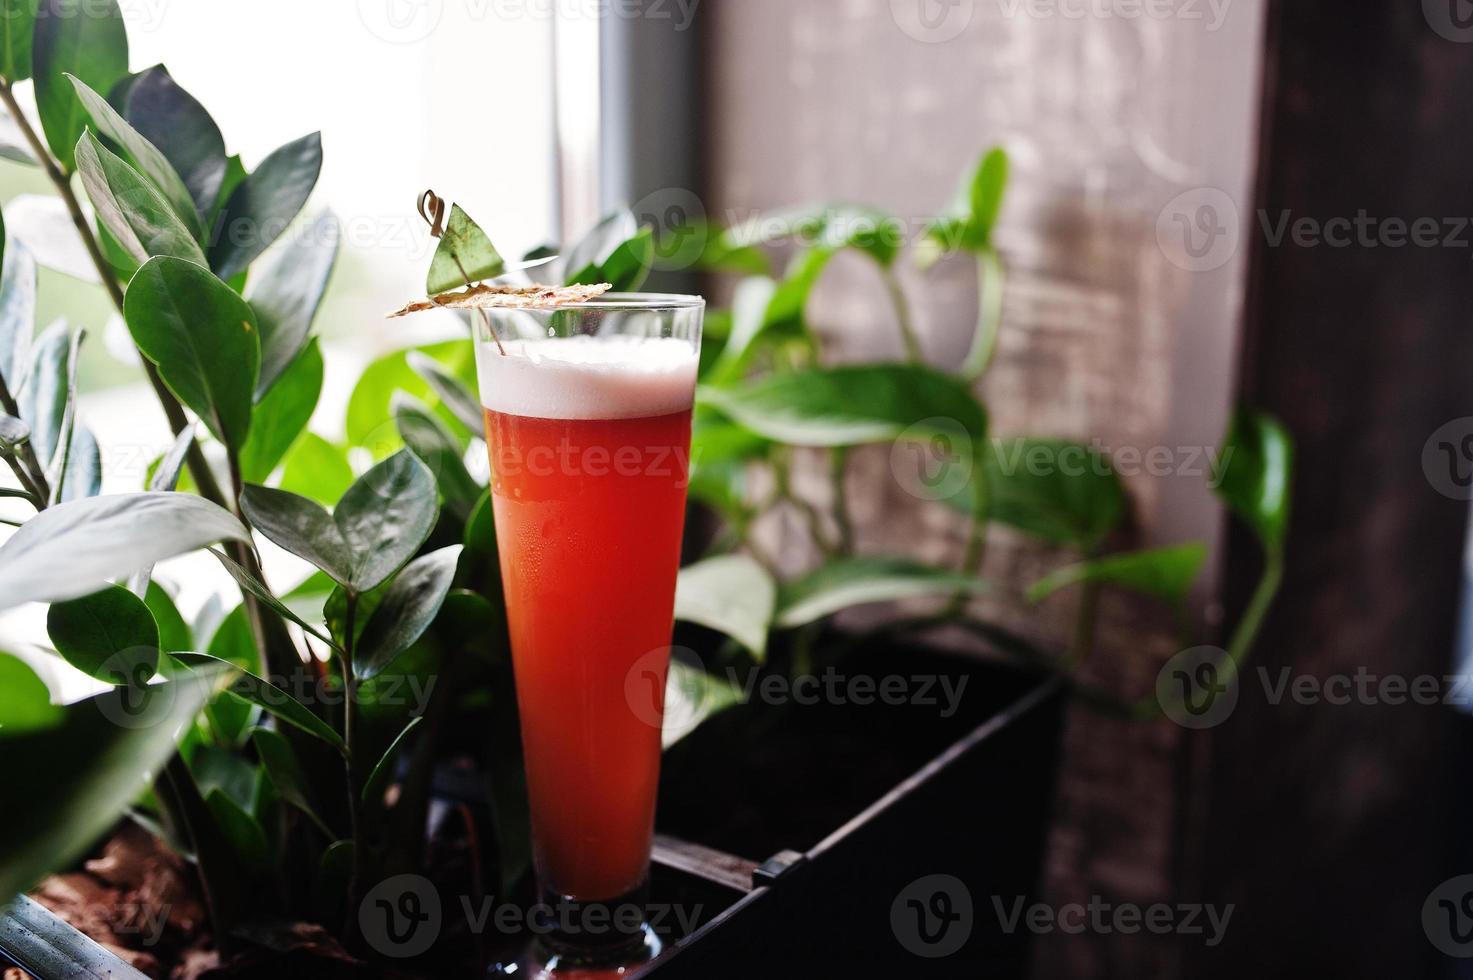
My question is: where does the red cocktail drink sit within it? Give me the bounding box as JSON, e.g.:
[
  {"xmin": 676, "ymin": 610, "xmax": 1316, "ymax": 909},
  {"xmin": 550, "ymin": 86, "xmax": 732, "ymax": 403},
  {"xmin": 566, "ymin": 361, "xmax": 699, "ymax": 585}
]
[{"xmin": 475, "ymin": 307, "xmax": 702, "ymax": 971}]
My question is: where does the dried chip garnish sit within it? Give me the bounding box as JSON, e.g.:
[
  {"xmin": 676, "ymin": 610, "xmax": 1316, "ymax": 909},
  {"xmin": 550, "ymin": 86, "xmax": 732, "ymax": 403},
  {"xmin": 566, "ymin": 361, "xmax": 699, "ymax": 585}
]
[{"xmin": 387, "ymin": 282, "xmax": 612, "ymax": 318}]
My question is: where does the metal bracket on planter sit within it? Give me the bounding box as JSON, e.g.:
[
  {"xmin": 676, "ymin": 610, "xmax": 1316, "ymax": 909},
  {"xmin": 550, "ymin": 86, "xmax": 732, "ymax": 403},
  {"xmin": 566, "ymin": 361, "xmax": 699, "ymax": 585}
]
[
  {"xmin": 751, "ymin": 849, "xmax": 808, "ymax": 888},
  {"xmin": 0, "ymin": 894, "xmax": 151, "ymax": 980}
]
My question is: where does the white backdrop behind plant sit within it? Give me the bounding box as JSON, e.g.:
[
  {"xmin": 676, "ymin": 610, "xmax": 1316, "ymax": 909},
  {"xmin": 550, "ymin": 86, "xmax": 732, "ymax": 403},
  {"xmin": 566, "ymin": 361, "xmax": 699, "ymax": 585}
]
[{"xmin": 0, "ymin": 1, "xmax": 560, "ymax": 696}]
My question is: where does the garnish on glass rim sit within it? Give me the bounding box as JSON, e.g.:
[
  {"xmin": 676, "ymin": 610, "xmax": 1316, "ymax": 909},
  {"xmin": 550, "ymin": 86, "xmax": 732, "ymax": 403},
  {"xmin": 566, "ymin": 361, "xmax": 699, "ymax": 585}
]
[
  {"xmin": 387, "ymin": 282, "xmax": 612, "ymax": 318},
  {"xmin": 410, "ymin": 189, "xmax": 595, "ymax": 354}
]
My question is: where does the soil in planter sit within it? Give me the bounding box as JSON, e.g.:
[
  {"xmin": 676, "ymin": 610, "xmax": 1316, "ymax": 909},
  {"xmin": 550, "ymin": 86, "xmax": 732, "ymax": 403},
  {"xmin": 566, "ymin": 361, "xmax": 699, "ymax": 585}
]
[{"xmin": 656, "ymin": 643, "xmax": 1042, "ymax": 863}]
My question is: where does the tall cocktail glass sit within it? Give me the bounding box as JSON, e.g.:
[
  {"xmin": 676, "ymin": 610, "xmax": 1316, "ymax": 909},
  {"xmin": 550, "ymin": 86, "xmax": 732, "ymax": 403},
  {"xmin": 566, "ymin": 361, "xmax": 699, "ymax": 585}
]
[{"xmin": 474, "ymin": 294, "xmax": 703, "ymax": 972}]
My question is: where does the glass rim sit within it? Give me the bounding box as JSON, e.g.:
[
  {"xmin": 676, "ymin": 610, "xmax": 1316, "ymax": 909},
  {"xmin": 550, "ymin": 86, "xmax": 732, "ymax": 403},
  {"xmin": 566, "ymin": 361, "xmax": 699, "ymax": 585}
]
[{"xmin": 503, "ymin": 291, "xmax": 705, "ymax": 312}]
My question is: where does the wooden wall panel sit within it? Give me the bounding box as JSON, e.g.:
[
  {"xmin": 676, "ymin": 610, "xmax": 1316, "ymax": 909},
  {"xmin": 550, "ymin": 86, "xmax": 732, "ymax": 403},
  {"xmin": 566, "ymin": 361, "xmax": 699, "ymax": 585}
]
[{"xmin": 695, "ymin": 1, "xmax": 1266, "ymax": 976}]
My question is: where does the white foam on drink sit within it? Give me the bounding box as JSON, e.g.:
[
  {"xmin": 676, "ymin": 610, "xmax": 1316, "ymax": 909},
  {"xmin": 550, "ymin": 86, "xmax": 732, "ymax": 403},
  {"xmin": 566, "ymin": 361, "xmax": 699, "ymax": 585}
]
[{"xmin": 476, "ymin": 335, "xmax": 698, "ymax": 420}]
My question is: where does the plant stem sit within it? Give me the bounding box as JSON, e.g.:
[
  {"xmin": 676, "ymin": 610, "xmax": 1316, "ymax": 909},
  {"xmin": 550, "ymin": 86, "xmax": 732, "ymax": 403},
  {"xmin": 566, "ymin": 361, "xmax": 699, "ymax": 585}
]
[
  {"xmin": 945, "ymin": 458, "xmax": 990, "ymax": 616},
  {"xmin": 963, "ymin": 248, "xmax": 1005, "ymax": 380},
  {"xmin": 829, "ymin": 447, "xmax": 855, "ymax": 555},
  {"xmin": 0, "ymin": 369, "xmax": 51, "ymax": 502},
  {"xmin": 340, "ymin": 591, "xmax": 367, "ymax": 941},
  {"xmin": 1136, "ymin": 547, "xmax": 1284, "ymax": 720},
  {"xmin": 1, "ymin": 453, "xmax": 43, "ymax": 507},
  {"xmin": 880, "ymin": 264, "xmax": 923, "ymax": 363},
  {"xmin": 772, "ymin": 449, "xmax": 836, "ymax": 558}
]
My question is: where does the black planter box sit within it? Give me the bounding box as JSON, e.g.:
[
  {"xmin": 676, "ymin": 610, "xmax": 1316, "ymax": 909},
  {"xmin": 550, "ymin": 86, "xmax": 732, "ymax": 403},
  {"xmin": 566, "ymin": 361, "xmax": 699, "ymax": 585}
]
[{"xmin": 638, "ymin": 651, "xmax": 1066, "ymax": 978}]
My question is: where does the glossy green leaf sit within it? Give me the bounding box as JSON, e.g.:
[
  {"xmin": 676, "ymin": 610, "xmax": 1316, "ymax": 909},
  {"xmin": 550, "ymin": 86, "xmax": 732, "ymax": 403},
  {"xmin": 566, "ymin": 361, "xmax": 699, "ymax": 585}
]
[
  {"xmin": 246, "ymin": 211, "xmax": 339, "ymax": 396},
  {"xmin": 74, "ymin": 131, "xmax": 206, "ymax": 266},
  {"xmin": 205, "ymin": 788, "xmax": 269, "ymax": 869},
  {"xmin": 721, "ymin": 204, "xmax": 903, "ymax": 268},
  {"xmin": 250, "ymin": 725, "xmax": 334, "ymax": 837},
  {"xmin": 567, "ymin": 226, "xmax": 654, "ymax": 291},
  {"xmin": 57, "ymin": 422, "xmax": 98, "ymax": 501},
  {"xmin": 242, "ymin": 450, "xmax": 438, "ymax": 593},
  {"xmin": 238, "ymin": 339, "xmax": 322, "ymax": 482},
  {"xmin": 407, "ymin": 349, "xmax": 482, "ymax": 434},
  {"xmin": 0, "ymin": 651, "xmax": 61, "ymax": 736},
  {"xmin": 699, "ymin": 363, "xmax": 987, "ymax": 448},
  {"xmin": 705, "ymin": 276, "xmax": 779, "ymax": 385},
  {"xmin": 776, "ymin": 557, "xmax": 989, "ymax": 629},
  {"xmin": 361, "ymin": 715, "xmax": 422, "ymax": 806},
  {"xmin": 674, "ymin": 555, "xmax": 775, "ymax": 661},
  {"xmin": 93, "ymin": 210, "xmax": 136, "ymax": 277},
  {"xmin": 426, "ymin": 203, "xmax": 504, "ymax": 294},
  {"xmin": 188, "ymin": 743, "xmax": 256, "ymax": 809},
  {"xmin": 1027, "ymin": 542, "xmax": 1208, "ymax": 606},
  {"xmin": 563, "ymin": 209, "xmax": 637, "ymax": 284},
  {"xmin": 0, "ymin": 492, "xmax": 249, "ymax": 611},
  {"xmin": 278, "ymin": 432, "xmax": 353, "ymax": 504},
  {"xmin": 0, "ymin": 412, "xmax": 27, "ymax": 448},
  {"xmin": 68, "ymin": 75, "xmax": 203, "ymax": 237},
  {"xmin": 662, "ymin": 658, "xmax": 743, "ymax": 749},
  {"xmin": 958, "ymin": 438, "xmax": 1127, "ymax": 548},
  {"xmin": 16, "ymin": 318, "xmax": 70, "ymax": 468},
  {"xmin": 209, "ymin": 131, "xmax": 322, "ymax": 279},
  {"xmin": 37, "ymin": 323, "xmax": 80, "ymax": 501},
  {"xmin": 0, "ymin": 664, "xmax": 231, "ymax": 900},
  {"xmin": 32, "ymin": 0, "xmax": 127, "ymax": 172},
  {"xmin": 0, "ymin": 0, "xmax": 39, "ymax": 82},
  {"xmin": 458, "ymin": 490, "xmax": 502, "ymax": 599},
  {"xmin": 355, "ymin": 545, "xmax": 462, "ymax": 679},
  {"xmin": 149, "ymin": 425, "xmax": 193, "ymax": 492},
  {"xmin": 0, "ymin": 238, "xmax": 36, "ymax": 391},
  {"xmin": 238, "ymin": 486, "xmax": 351, "ymax": 584},
  {"xmin": 657, "ymin": 219, "xmax": 771, "ymax": 276},
  {"xmin": 209, "ymin": 549, "xmax": 340, "ymax": 650},
  {"xmin": 333, "ymin": 450, "xmax": 440, "ymax": 591},
  {"xmin": 47, "ymin": 584, "xmax": 160, "ymax": 684},
  {"xmin": 123, "ymin": 433, "xmax": 196, "ymax": 600},
  {"xmin": 918, "ymin": 147, "xmax": 1009, "ymax": 267},
  {"xmin": 393, "ymin": 393, "xmax": 480, "ymax": 520},
  {"xmin": 120, "ymin": 66, "xmax": 226, "ymax": 217},
  {"xmin": 1212, "ymin": 409, "xmax": 1292, "ymax": 550},
  {"xmin": 210, "ymin": 153, "xmax": 245, "ymax": 222},
  {"xmin": 314, "ymin": 839, "xmax": 353, "ymax": 923},
  {"xmin": 144, "ymin": 579, "xmax": 192, "ymax": 653},
  {"xmin": 345, "ymin": 340, "xmax": 475, "ymax": 455},
  {"xmin": 198, "ymin": 607, "xmax": 257, "ymax": 745},
  {"xmin": 175, "ymin": 652, "xmax": 345, "ymax": 752},
  {"xmin": 123, "ymin": 255, "xmax": 260, "ymax": 450}
]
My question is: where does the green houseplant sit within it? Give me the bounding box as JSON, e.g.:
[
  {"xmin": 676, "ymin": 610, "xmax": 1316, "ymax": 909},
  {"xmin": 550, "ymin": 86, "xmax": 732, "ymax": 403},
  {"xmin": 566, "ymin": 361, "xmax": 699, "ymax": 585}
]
[{"xmin": 0, "ymin": 1, "xmax": 1290, "ymax": 974}]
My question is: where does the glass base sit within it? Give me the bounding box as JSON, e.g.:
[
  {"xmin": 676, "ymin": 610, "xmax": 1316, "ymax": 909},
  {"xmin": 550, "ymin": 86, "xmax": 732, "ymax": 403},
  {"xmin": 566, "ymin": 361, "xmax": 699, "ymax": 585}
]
[
  {"xmin": 487, "ymin": 881, "xmax": 663, "ymax": 978},
  {"xmin": 487, "ymin": 924, "xmax": 662, "ymax": 978}
]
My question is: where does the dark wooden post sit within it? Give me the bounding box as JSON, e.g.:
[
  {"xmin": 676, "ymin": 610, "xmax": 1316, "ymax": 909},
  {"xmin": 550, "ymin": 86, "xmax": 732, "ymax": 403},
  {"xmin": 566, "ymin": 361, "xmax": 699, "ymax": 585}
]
[{"xmin": 1195, "ymin": 2, "xmax": 1473, "ymax": 976}]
